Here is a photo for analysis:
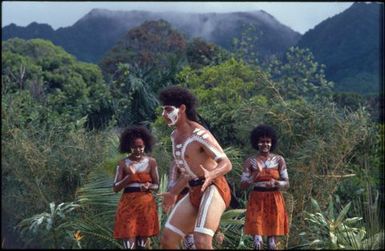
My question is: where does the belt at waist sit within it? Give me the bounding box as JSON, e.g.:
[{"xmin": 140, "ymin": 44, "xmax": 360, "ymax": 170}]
[
  {"xmin": 189, "ymin": 178, "xmax": 205, "ymax": 187},
  {"xmin": 123, "ymin": 187, "xmax": 142, "ymax": 193},
  {"xmin": 253, "ymin": 187, "xmax": 279, "ymax": 192}
]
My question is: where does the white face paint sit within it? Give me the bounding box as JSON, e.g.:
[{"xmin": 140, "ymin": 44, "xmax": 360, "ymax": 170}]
[
  {"xmin": 258, "ymin": 137, "xmax": 272, "ymax": 153},
  {"xmin": 130, "ymin": 146, "xmax": 145, "ymax": 158},
  {"xmin": 162, "ymin": 106, "xmax": 180, "ymax": 126}
]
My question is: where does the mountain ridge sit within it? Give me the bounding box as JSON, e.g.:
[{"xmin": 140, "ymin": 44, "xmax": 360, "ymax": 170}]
[{"xmin": 2, "ymin": 9, "xmax": 301, "ymax": 63}]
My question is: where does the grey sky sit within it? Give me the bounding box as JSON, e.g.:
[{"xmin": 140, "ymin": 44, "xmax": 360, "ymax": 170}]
[{"xmin": 2, "ymin": 1, "xmax": 354, "ymax": 34}]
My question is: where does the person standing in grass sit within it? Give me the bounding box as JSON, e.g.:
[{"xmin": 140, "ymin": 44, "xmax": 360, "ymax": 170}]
[
  {"xmin": 158, "ymin": 85, "xmax": 232, "ymax": 249},
  {"xmin": 113, "ymin": 126, "xmax": 160, "ymax": 249},
  {"xmin": 241, "ymin": 124, "xmax": 289, "ymax": 250}
]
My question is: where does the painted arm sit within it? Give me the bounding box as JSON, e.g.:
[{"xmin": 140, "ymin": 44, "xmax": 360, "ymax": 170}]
[
  {"xmin": 240, "ymin": 158, "xmax": 254, "ymax": 189},
  {"xmin": 142, "ymin": 158, "xmax": 159, "ymax": 192},
  {"xmin": 167, "ymin": 160, "xmax": 179, "ymax": 191},
  {"xmin": 273, "ymin": 156, "xmax": 289, "ymax": 190},
  {"xmin": 112, "ymin": 162, "xmax": 130, "ymax": 192},
  {"xmin": 198, "ymin": 130, "xmax": 232, "ymax": 191}
]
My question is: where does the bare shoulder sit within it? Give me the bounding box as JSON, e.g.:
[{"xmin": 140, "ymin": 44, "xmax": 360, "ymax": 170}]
[
  {"xmin": 148, "ymin": 156, "xmax": 158, "ymax": 167},
  {"xmin": 243, "ymin": 155, "xmax": 252, "ymax": 163},
  {"xmin": 118, "ymin": 158, "xmax": 127, "ymax": 167},
  {"xmin": 244, "ymin": 155, "xmax": 256, "ymax": 166},
  {"xmin": 192, "ymin": 126, "xmax": 216, "ymax": 141},
  {"xmin": 272, "ymin": 153, "xmax": 285, "ymax": 160}
]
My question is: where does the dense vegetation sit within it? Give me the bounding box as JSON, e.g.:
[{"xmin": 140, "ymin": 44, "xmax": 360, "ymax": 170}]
[
  {"xmin": 3, "ymin": 3, "xmax": 381, "ymax": 97},
  {"xmin": 2, "ymin": 27, "xmax": 383, "ymax": 249},
  {"xmin": 297, "ymin": 2, "xmax": 381, "ymax": 95}
]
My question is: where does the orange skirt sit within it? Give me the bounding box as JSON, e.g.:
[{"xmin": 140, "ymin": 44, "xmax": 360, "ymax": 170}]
[
  {"xmin": 244, "ymin": 191, "xmax": 288, "ymax": 236},
  {"xmin": 189, "ymin": 176, "xmax": 231, "ymax": 209},
  {"xmin": 113, "ymin": 191, "xmax": 159, "ymax": 239}
]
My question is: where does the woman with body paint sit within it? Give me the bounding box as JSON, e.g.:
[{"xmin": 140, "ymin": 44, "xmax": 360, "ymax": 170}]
[
  {"xmin": 113, "ymin": 126, "xmax": 160, "ymax": 249},
  {"xmin": 157, "ymin": 85, "xmax": 232, "ymax": 249},
  {"xmin": 241, "ymin": 124, "xmax": 289, "ymax": 250}
]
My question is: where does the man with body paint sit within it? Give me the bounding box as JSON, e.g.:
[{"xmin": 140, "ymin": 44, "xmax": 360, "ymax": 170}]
[
  {"xmin": 113, "ymin": 126, "xmax": 160, "ymax": 249},
  {"xmin": 167, "ymin": 161, "xmax": 196, "ymax": 249},
  {"xmin": 157, "ymin": 86, "xmax": 232, "ymax": 249},
  {"xmin": 241, "ymin": 124, "xmax": 289, "ymax": 250}
]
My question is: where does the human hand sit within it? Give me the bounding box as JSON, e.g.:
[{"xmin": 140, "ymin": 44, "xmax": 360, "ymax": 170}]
[
  {"xmin": 200, "ymin": 165, "xmax": 213, "ymax": 192},
  {"xmin": 141, "ymin": 182, "xmax": 151, "ymax": 191},
  {"xmin": 265, "ymin": 178, "xmax": 277, "ymax": 188},
  {"xmin": 251, "ymin": 169, "xmax": 262, "ymax": 182},
  {"xmin": 157, "ymin": 192, "xmax": 177, "ymax": 214}
]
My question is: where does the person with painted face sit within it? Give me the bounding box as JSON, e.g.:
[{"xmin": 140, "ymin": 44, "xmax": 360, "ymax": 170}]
[
  {"xmin": 158, "ymin": 85, "xmax": 232, "ymax": 249},
  {"xmin": 113, "ymin": 126, "xmax": 160, "ymax": 249},
  {"xmin": 241, "ymin": 124, "xmax": 289, "ymax": 250}
]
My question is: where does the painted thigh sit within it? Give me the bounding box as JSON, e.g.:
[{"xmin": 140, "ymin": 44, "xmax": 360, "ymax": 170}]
[
  {"xmin": 165, "ymin": 194, "xmax": 197, "ymax": 238},
  {"xmin": 195, "ymin": 185, "xmax": 226, "ymax": 236}
]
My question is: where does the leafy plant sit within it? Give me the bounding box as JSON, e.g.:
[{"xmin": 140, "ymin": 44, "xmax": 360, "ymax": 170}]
[
  {"xmin": 16, "ymin": 201, "xmax": 80, "ymax": 249},
  {"xmin": 300, "ymin": 196, "xmax": 383, "ymax": 250}
]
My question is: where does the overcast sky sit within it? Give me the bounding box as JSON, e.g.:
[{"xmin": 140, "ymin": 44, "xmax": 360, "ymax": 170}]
[{"xmin": 2, "ymin": 1, "xmax": 354, "ymax": 34}]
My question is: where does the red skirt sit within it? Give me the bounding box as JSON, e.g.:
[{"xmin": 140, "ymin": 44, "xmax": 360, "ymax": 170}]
[
  {"xmin": 113, "ymin": 191, "xmax": 159, "ymax": 239},
  {"xmin": 189, "ymin": 176, "xmax": 231, "ymax": 209},
  {"xmin": 244, "ymin": 191, "xmax": 288, "ymax": 236}
]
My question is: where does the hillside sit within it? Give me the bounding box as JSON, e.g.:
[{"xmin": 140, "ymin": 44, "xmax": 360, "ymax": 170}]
[
  {"xmin": 2, "ymin": 9, "xmax": 301, "ymax": 63},
  {"xmin": 296, "ymin": 2, "xmax": 382, "ymax": 94}
]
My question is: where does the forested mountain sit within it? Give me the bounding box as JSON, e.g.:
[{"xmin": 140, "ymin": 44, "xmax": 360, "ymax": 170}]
[
  {"xmin": 2, "ymin": 3, "xmax": 382, "ymax": 95},
  {"xmin": 2, "ymin": 9, "xmax": 300, "ymax": 63},
  {"xmin": 296, "ymin": 2, "xmax": 382, "ymax": 95}
]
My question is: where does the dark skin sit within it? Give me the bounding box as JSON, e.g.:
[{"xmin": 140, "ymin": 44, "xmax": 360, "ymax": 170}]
[
  {"xmin": 241, "ymin": 137, "xmax": 289, "ymax": 190},
  {"xmin": 113, "ymin": 138, "xmax": 159, "ymax": 193},
  {"xmin": 241, "ymin": 136, "xmax": 289, "ymax": 250},
  {"xmin": 112, "ymin": 137, "xmax": 159, "ymax": 249}
]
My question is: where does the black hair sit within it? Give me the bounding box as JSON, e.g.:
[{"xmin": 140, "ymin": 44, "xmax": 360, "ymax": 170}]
[
  {"xmin": 119, "ymin": 126, "xmax": 155, "ymax": 154},
  {"xmin": 250, "ymin": 124, "xmax": 278, "ymax": 151},
  {"xmin": 158, "ymin": 85, "xmax": 198, "ymax": 122}
]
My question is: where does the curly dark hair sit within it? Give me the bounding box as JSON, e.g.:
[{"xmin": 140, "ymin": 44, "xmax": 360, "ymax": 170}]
[
  {"xmin": 119, "ymin": 126, "xmax": 155, "ymax": 154},
  {"xmin": 158, "ymin": 85, "xmax": 198, "ymax": 122},
  {"xmin": 250, "ymin": 124, "xmax": 278, "ymax": 151}
]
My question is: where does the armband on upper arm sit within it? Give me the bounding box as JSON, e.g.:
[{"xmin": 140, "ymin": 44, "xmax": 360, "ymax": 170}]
[
  {"xmin": 241, "ymin": 172, "xmax": 253, "ymax": 183},
  {"xmin": 280, "ymin": 169, "xmax": 288, "ymax": 180}
]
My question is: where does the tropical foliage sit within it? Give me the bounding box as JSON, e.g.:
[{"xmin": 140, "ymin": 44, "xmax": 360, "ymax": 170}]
[{"xmin": 1, "ymin": 22, "xmax": 382, "ymax": 249}]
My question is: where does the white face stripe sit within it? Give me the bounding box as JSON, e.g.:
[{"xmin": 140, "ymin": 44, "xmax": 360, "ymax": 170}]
[
  {"xmin": 130, "ymin": 146, "xmax": 145, "ymax": 152},
  {"xmin": 258, "ymin": 142, "xmax": 272, "ymax": 146},
  {"xmin": 162, "ymin": 106, "xmax": 179, "ymax": 126}
]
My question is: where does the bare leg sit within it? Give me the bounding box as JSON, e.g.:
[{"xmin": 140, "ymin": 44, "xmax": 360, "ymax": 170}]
[
  {"xmin": 253, "ymin": 235, "xmax": 263, "ymax": 250},
  {"xmin": 268, "ymin": 236, "xmax": 276, "ymax": 250},
  {"xmin": 122, "ymin": 238, "xmax": 136, "ymax": 249},
  {"xmin": 136, "ymin": 237, "xmax": 148, "ymax": 249},
  {"xmin": 193, "ymin": 185, "xmax": 226, "ymax": 249},
  {"xmin": 160, "ymin": 195, "xmax": 197, "ymax": 249}
]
